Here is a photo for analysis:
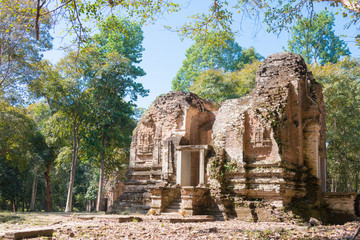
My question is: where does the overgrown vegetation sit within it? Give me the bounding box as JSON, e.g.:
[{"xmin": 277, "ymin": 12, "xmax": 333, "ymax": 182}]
[{"xmin": 0, "ymin": 15, "xmax": 146, "ymax": 212}]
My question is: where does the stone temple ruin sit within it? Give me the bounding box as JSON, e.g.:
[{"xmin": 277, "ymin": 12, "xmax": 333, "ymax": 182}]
[{"xmin": 108, "ymin": 52, "xmax": 359, "ymax": 223}]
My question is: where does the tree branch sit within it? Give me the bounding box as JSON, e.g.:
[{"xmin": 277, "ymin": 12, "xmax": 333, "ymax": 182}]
[
  {"xmin": 318, "ymin": 0, "xmax": 360, "ymax": 14},
  {"xmin": 35, "ymin": 0, "xmax": 47, "ymax": 40},
  {"xmin": 40, "ymin": 0, "xmax": 73, "ymax": 16}
]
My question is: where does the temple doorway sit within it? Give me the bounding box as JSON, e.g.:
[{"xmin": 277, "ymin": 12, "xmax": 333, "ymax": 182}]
[{"xmin": 176, "ymin": 145, "xmax": 210, "ymax": 186}]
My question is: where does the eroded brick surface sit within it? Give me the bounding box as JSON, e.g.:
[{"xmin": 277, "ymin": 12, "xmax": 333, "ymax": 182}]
[{"xmin": 108, "ymin": 53, "xmax": 355, "ymax": 223}]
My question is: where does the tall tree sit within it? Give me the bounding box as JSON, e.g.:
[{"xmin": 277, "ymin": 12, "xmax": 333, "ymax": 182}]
[
  {"xmin": 55, "ymin": 55, "xmax": 88, "ymax": 213},
  {"xmin": 287, "ymin": 11, "xmax": 350, "ymax": 65},
  {"xmin": 29, "ymin": 61, "xmax": 77, "ymax": 211},
  {"xmin": 81, "ymin": 16, "xmax": 148, "ymax": 211},
  {"xmin": 27, "ymin": 101, "xmax": 57, "ymax": 212},
  {"xmin": 172, "ymin": 32, "xmax": 262, "ymax": 91},
  {"xmin": 30, "ymin": 55, "xmax": 88, "ymax": 212}
]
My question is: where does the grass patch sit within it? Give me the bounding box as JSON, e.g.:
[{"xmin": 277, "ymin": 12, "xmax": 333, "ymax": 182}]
[{"xmin": 0, "ymin": 213, "xmax": 24, "ymax": 223}]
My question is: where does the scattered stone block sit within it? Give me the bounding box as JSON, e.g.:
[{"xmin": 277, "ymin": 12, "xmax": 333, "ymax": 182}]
[{"xmin": 5, "ymin": 228, "xmax": 54, "ymax": 240}]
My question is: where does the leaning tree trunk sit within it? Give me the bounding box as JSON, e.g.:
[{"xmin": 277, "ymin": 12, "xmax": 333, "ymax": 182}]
[
  {"xmin": 30, "ymin": 166, "xmax": 39, "ymax": 211},
  {"xmin": 44, "ymin": 162, "xmax": 53, "ymax": 212},
  {"xmin": 65, "ymin": 117, "xmax": 79, "ymax": 213},
  {"xmin": 96, "ymin": 133, "xmax": 106, "ymax": 212}
]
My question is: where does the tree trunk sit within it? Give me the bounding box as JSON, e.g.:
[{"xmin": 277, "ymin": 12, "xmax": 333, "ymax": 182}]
[
  {"xmin": 65, "ymin": 117, "xmax": 79, "ymax": 213},
  {"xmin": 345, "ymin": 153, "xmax": 353, "ymax": 192},
  {"xmin": 96, "ymin": 132, "xmax": 106, "ymax": 212},
  {"xmin": 44, "ymin": 162, "xmax": 53, "ymax": 212},
  {"xmin": 335, "ymin": 176, "xmax": 337, "ymax": 192},
  {"xmin": 22, "ymin": 174, "xmax": 27, "ymax": 212},
  {"xmin": 30, "ymin": 167, "xmax": 38, "ymax": 211},
  {"xmin": 12, "ymin": 200, "xmax": 16, "ymax": 212}
]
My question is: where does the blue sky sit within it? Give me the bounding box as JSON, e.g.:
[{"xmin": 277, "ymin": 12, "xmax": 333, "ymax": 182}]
[{"xmin": 43, "ymin": 1, "xmax": 360, "ymax": 110}]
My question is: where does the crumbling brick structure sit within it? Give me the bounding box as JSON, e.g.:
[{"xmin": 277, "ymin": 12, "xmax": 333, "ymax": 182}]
[{"xmin": 108, "ymin": 52, "xmax": 359, "ymax": 223}]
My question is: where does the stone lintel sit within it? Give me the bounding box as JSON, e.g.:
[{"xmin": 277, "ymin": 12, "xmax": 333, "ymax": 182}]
[{"xmin": 176, "ymin": 145, "xmax": 211, "ymax": 151}]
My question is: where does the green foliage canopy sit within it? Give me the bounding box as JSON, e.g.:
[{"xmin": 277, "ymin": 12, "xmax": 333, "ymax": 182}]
[
  {"xmin": 288, "ymin": 11, "xmax": 350, "ymax": 65},
  {"xmin": 172, "ymin": 32, "xmax": 262, "ymax": 91},
  {"xmin": 0, "ymin": 101, "xmax": 40, "ymax": 170},
  {"xmin": 80, "ymin": 15, "xmax": 147, "ymax": 166},
  {"xmin": 189, "ymin": 61, "xmax": 261, "ymax": 102}
]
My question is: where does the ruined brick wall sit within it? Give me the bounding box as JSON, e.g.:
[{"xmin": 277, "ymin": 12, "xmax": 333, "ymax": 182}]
[
  {"xmin": 109, "ymin": 92, "xmax": 216, "ymax": 213},
  {"xmin": 110, "ymin": 53, "xmax": 331, "ymax": 218},
  {"xmin": 129, "ymin": 91, "xmax": 215, "ymax": 183},
  {"xmin": 210, "ymin": 52, "xmax": 326, "ymax": 208}
]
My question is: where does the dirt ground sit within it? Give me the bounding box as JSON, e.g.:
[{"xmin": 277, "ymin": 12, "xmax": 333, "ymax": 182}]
[{"xmin": 0, "ymin": 212, "xmax": 359, "ymax": 239}]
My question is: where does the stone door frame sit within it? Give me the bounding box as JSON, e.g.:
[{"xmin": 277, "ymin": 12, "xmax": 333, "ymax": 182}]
[{"xmin": 176, "ymin": 145, "xmax": 210, "ymax": 186}]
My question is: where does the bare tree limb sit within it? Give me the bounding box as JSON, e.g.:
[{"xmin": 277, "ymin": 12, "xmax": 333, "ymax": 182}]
[
  {"xmin": 40, "ymin": 0, "xmax": 73, "ymax": 16},
  {"xmin": 35, "ymin": 0, "xmax": 47, "ymax": 40},
  {"xmin": 317, "ymin": 0, "xmax": 360, "ymax": 14}
]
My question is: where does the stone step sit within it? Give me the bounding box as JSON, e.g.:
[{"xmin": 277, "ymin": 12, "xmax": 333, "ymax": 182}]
[
  {"xmin": 161, "ymin": 212, "xmax": 180, "ymax": 215},
  {"xmin": 157, "ymin": 215, "xmax": 215, "ymax": 223},
  {"xmin": 128, "ymin": 171, "xmax": 151, "ymax": 176},
  {"xmin": 163, "ymin": 209, "xmax": 179, "ymax": 213},
  {"xmin": 169, "ymin": 201, "xmax": 181, "ymax": 205},
  {"xmin": 129, "ymin": 165, "xmax": 162, "ymax": 171},
  {"xmin": 162, "ymin": 197, "xmax": 182, "ymax": 213},
  {"xmin": 122, "ymin": 185, "xmax": 146, "ymax": 192},
  {"xmin": 128, "ymin": 170, "xmax": 162, "ymax": 176},
  {"xmin": 120, "ymin": 188, "xmax": 146, "ymax": 193},
  {"xmin": 167, "ymin": 202, "xmax": 181, "ymax": 206},
  {"xmin": 166, "ymin": 205, "xmax": 181, "ymax": 210},
  {"xmin": 167, "ymin": 216, "xmax": 215, "ymax": 223},
  {"xmin": 124, "ymin": 179, "xmax": 162, "ymax": 185},
  {"xmin": 124, "ymin": 180, "xmax": 148, "ymax": 185},
  {"xmin": 128, "ymin": 175, "xmax": 150, "ymax": 181}
]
